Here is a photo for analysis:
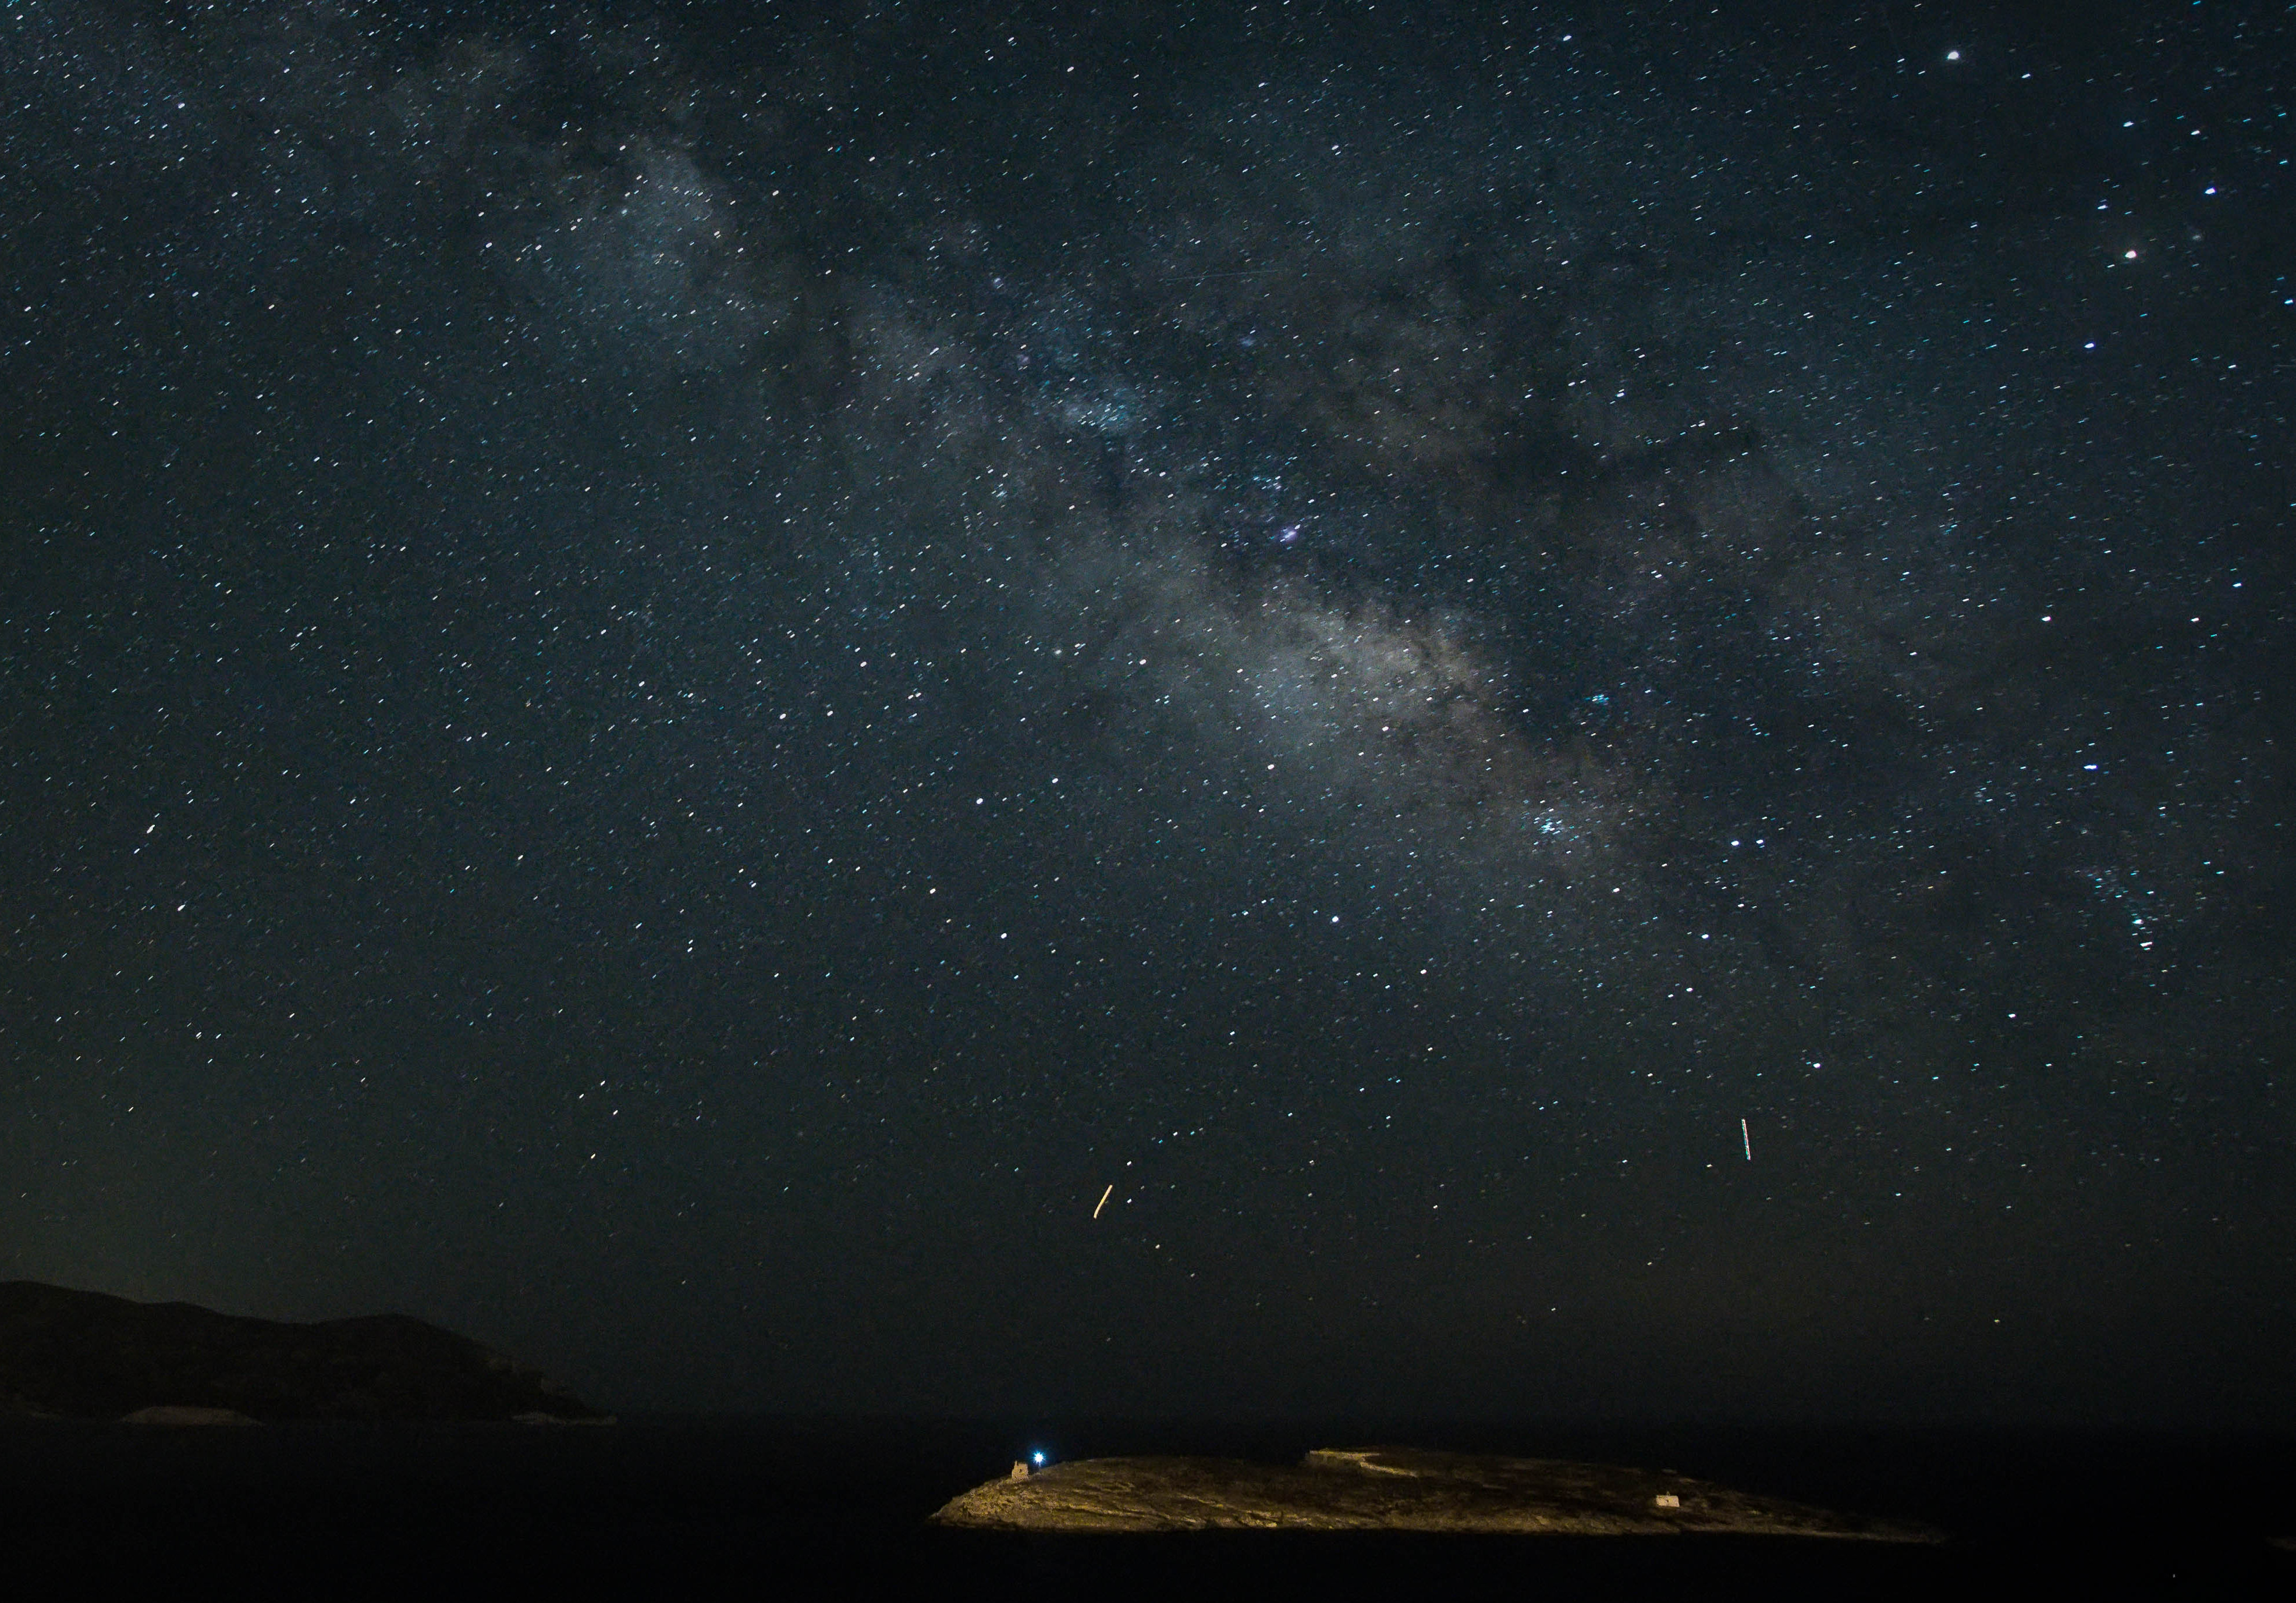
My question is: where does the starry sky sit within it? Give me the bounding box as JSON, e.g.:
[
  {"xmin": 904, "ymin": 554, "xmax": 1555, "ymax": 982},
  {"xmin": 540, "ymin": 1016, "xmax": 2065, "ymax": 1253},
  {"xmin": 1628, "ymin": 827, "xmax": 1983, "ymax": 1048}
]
[{"xmin": 2, "ymin": 1, "xmax": 2290, "ymax": 1424}]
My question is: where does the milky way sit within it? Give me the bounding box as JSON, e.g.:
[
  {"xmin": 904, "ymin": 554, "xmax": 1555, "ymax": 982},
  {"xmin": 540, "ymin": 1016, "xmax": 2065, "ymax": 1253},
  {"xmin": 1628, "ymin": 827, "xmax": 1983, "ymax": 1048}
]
[{"xmin": 2, "ymin": 2, "xmax": 2288, "ymax": 1422}]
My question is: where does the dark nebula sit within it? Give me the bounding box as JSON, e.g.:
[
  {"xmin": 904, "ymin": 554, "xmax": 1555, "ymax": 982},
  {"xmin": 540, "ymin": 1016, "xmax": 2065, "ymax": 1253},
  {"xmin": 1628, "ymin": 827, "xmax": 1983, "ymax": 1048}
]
[{"xmin": 2, "ymin": 1, "xmax": 2289, "ymax": 1423}]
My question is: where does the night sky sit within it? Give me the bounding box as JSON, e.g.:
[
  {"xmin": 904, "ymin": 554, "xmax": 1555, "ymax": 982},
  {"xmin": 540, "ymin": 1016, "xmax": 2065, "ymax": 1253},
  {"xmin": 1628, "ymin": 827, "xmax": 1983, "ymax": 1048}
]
[{"xmin": 3, "ymin": 1, "xmax": 2290, "ymax": 1424}]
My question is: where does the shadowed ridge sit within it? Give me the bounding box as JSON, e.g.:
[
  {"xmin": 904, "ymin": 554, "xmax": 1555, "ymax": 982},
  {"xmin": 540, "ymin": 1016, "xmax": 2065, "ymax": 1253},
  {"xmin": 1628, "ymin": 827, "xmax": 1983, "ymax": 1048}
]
[{"xmin": 0, "ymin": 1280, "xmax": 611, "ymax": 1424}]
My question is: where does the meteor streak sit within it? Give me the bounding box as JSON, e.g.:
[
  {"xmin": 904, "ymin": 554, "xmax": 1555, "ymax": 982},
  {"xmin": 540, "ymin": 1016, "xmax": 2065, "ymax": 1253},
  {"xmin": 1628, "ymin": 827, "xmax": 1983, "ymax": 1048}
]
[{"xmin": 1093, "ymin": 1183, "xmax": 1114, "ymax": 1218}]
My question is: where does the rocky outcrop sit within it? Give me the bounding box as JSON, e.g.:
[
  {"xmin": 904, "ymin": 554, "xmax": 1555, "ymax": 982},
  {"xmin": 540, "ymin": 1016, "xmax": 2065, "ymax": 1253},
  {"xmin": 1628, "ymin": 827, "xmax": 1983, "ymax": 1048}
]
[
  {"xmin": 933, "ymin": 1448, "xmax": 1936, "ymax": 1540},
  {"xmin": 117, "ymin": 1405, "xmax": 262, "ymax": 1426},
  {"xmin": 0, "ymin": 1281, "xmax": 610, "ymax": 1424}
]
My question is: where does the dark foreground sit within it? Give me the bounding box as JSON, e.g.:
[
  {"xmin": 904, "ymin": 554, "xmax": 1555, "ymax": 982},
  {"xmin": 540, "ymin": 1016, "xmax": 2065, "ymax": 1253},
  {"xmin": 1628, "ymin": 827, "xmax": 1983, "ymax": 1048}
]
[{"xmin": 3, "ymin": 1417, "xmax": 2288, "ymax": 1598}]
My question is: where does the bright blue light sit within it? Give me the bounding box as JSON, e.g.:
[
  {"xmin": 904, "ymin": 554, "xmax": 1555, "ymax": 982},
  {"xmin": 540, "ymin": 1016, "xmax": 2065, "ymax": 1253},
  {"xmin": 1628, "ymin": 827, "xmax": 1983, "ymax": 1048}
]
[{"xmin": 1032, "ymin": 1451, "xmax": 1046, "ymax": 1465}]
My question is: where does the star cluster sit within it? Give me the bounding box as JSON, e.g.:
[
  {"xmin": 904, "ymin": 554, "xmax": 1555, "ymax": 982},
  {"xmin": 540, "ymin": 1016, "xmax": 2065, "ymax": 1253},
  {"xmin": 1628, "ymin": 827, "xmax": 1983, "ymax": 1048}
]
[{"xmin": 1, "ymin": 2, "xmax": 2288, "ymax": 1422}]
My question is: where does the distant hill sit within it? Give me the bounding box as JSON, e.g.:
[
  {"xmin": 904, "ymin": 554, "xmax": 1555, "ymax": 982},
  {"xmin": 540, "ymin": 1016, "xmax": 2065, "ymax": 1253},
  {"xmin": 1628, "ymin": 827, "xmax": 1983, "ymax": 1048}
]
[{"xmin": 0, "ymin": 1281, "xmax": 609, "ymax": 1423}]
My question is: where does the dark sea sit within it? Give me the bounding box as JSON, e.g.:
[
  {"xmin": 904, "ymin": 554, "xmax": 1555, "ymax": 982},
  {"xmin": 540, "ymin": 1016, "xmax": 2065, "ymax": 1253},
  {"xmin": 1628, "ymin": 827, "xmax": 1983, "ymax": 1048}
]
[{"xmin": 5, "ymin": 1417, "xmax": 2288, "ymax": 1598}]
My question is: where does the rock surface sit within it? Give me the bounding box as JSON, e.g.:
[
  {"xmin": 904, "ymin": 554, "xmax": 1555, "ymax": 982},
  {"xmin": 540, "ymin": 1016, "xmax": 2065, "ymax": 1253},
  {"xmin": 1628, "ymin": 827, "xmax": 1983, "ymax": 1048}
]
[
  {"xmin": 0, "ymin": 1281, "xmax": 609, "ymax": 1424},
  {"xmin": 117, "ymin": 1405, "xmax": 263, "ymax": 1426},
  {"xmin": 932, "ymin": 1447, "xmax": 1937, "ymax": 1539}
]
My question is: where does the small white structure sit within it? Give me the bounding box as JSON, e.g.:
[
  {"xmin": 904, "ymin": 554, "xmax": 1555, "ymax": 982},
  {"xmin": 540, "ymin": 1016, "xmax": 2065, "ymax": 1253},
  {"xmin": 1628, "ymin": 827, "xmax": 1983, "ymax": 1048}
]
[
  {"xmin": 1304, "ymin": 1449, "xmax": 1415, "ymax": 1476},
  {"xmin": 1654, "ymin": 1492, "xmax": 1682, "ymax": 1509}
]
